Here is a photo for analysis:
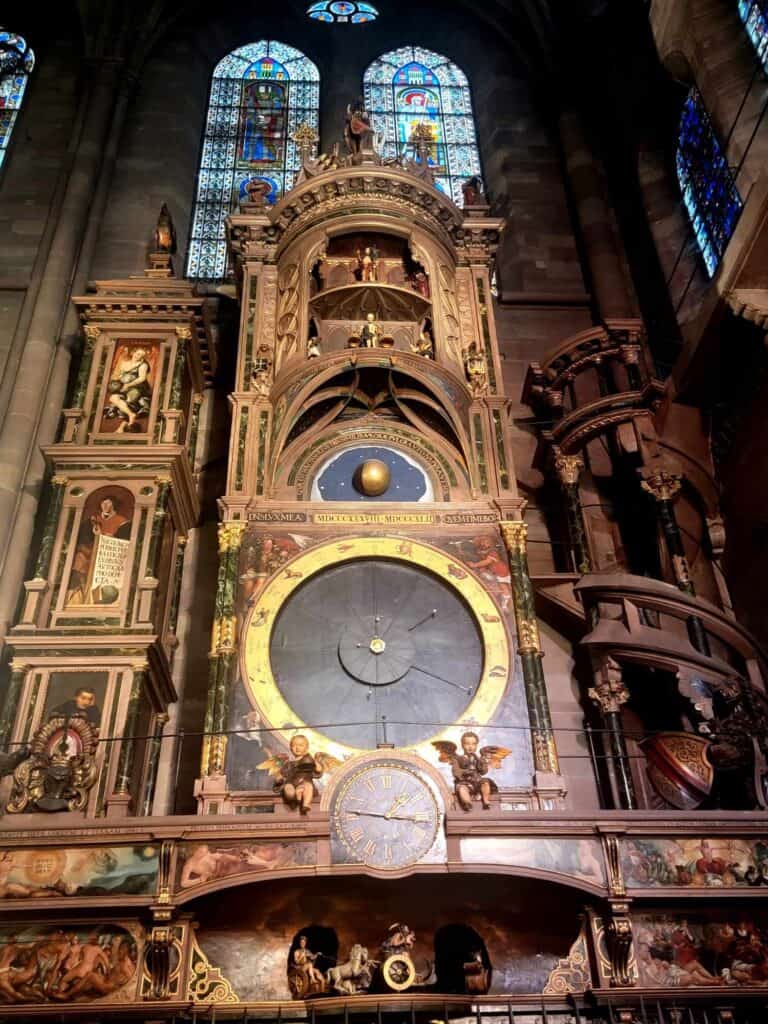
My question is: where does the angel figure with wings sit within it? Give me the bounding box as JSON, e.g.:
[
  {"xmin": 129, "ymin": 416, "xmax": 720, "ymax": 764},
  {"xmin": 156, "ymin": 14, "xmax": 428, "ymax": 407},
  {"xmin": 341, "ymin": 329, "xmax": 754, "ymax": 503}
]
[
  {"xmin": 258, "ymin": 734, "xmax": 340, "ymax": 814},
  {"xmin": 432, "ymin": 731, "xmax": 511, "ymax": 811}
]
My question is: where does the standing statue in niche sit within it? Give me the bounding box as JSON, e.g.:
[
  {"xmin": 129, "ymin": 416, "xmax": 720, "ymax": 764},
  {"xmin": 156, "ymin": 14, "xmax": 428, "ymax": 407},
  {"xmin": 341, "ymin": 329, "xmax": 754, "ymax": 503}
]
[
  {"xmin": 345, "ymin": 99, "xmax": 374, "ymax": 158},
  {"xmin": 258, "ymin": 734, "xmax": 340, "ymax": 814},
  {"xmin": 432, "ymin": 731, "xmax": 511, "ymax": 810},
  {"xmin": 153, "ymin": 203, "xmax": 177, "ymax": 253},
  {"xmin": 461, "ymin": 176, "xmax": 485, "ymax": 208},
  {"xmin": 356, "ymin": 244, "xmax": 379, "ymax": 283},
  {"xmin": 360, "ymin": 312, "xmax": 381, "ymax": 348},
  {"xmin": 410, "ymin": 320, "xmax": 434, "ymax": 358}
]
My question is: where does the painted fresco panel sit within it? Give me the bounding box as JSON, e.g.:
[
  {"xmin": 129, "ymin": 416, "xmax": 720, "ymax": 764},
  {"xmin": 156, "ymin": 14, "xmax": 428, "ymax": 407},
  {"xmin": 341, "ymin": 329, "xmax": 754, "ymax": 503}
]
[
  {"xmin": 65, "ymin": 485, "xmax": 135, "ymax": 608},
  {"xmin": 98, "ymin": 340, "xmax": 161, "ymax": 435},
  {"xmin": 0, "ymin": 922, "xmax": 141, "ymax": 1004},
  {"xmin": 622, "ymin": 837, "xmax": 768, "ymax": 888},
  {"xmin": 461, "ymin": 836, "xmax": 606, "ymax": 888},
  {"xmin": 176, "ymin": 839, "xmax": 317, "ymax": 893},
  {"xmin": 0, "ymin": 845, "xmax": 158, "ymax": 899}
]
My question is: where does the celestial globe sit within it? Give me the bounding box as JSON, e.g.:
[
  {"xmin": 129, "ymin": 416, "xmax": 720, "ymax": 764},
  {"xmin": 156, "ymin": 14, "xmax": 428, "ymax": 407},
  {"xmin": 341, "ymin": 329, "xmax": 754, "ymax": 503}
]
[{"xmin": 353, "ymin": 458, "xmax": 391, "ymax": 496}]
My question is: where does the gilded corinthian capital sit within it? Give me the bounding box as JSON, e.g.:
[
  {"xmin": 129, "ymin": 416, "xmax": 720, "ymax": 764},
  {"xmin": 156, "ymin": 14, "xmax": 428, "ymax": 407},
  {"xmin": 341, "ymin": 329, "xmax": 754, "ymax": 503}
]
[
  {"xmin": 639, "ymin": 469, "xmax": 682, "ymax": 502},
  {"xmin": 500, "ymin": 520, "xmax": 527, "ymax": 555},
  {"xmin": 218, "ymin": 521, "xmax": 247, "ymax": 553},
  {"xmin": 553, "ymin": 452, "xmax": 584, "ymax": 487}
]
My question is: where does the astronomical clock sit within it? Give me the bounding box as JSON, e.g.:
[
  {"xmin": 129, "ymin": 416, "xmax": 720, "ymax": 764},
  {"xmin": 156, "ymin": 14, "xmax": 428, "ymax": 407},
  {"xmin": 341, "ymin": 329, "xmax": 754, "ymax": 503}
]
[{"xmin": 192, "ymin": 140, "xmax": 565, "ymax": 827}]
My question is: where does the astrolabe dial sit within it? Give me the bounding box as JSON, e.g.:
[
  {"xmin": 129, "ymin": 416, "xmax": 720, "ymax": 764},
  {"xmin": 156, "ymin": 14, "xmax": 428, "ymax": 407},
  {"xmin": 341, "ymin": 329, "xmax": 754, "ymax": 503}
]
[
  {"xmin": 269, "ymin": 558, "xmax": 483, "ymax": 749},
  {"xmin": 331, "ymin": 760, "xmax": 440, "ymax": 870}
]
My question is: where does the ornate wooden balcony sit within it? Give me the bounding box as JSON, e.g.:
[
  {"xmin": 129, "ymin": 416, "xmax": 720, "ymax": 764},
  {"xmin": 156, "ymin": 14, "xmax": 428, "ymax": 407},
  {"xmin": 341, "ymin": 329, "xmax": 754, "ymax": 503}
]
[
  {"xmin": 575, "ymin": 572, "xmax": 768, "ymax": 692},
  {"xmin": 522, "ymin": 319, "xmax": 664, "ymax": 462}
]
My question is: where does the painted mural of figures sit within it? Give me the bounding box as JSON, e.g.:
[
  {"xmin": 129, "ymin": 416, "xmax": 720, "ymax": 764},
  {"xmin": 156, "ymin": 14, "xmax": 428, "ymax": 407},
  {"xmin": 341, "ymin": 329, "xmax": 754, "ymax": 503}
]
[
  {"xmin": 433, "ymin": 732, "xmax": 510, "ymax": 810},
  {"xmin": 102, "ymin": 344, "xmax": 156, "ymax": 433},
  {"xmin": 449, "ymin": 535, "xmax": 512, "ymax": 613},
  {"xmin": 178, "ymin": 840, "xmax": 304, "ymax": 888},
  {"xmin": 259, "ymin": 735, "xmax": 341, "ymax": 814},
  {"xmin": 52, "ymin": 686, "xmax": 101, "ymax": 728},
  {"xmin": 66, "ymin": 486, "xmax": 134, "ymax": 607},
  {"xmin": 0, "ymin": 925, "xmax": 137, "ymax": 1004}
]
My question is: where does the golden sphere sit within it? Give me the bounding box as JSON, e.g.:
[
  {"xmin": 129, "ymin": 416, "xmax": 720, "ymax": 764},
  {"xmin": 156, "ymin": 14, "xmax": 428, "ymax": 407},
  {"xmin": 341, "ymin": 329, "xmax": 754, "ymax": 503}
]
[{"xmin": 354, "ymin": 458, "xmax": 391, "ymax": 496}]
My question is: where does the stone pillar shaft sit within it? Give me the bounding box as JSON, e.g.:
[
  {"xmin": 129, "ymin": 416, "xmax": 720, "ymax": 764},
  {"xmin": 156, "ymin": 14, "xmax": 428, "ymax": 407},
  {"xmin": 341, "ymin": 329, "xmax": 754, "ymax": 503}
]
[
  {"xmin": 500, "ymin": 521, "xmax": 560, "ymax": 776},
  {"xmin": 588, "ymin": 658, "xmax": 636, "ymax": 810},
  {"xmin": 553, "ymin": 453, "xmax": 591, "ymax": 575},
  {"xmin": 114, "ymin": 666, "xmax": 146, "ymax": 798},
  {"xmin": 0, "ymin": 664, "xmax": 26, "ymax": 749}
]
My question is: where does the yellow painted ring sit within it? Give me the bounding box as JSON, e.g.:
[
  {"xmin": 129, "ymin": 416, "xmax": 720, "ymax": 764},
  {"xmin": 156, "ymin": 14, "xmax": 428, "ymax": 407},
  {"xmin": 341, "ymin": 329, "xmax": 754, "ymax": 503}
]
[{"xmin": 242, "ymin": 535, "xmax": 511, "ymax": 761}]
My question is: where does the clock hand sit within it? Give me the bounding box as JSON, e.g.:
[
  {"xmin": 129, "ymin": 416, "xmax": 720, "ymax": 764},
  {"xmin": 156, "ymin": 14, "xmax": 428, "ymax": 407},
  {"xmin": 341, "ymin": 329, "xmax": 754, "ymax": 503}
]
[
  {"xmin": 407, "ymin": 609, "xmax": 437, "ymax": 631},
  {"xmin": 347, "ymin": 809, "xmax": 429, "ymax": 823},
  {"xmin": 411, "ymin": 664, "xmax": 473, "ymax": 694}
]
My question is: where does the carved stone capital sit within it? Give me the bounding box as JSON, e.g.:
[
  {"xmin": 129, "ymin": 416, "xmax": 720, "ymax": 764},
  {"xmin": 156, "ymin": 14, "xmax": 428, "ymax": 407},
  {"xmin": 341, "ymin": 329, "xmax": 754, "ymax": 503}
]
[
  {"xmin": 639, "ymin": 469, "xmax": 682, "ymax": 502},
  {"xmin": 82, "ymin": 323, "xmax": 101, "ymax": 343},
  {"xmin": 500, "ymin": 520, "xmax": 527, "ymax": 555},
  {"xmin": 218, "ymin": 521, "xmax": 247, "ymax": 553},
  {"xmin": 553, "ymin": 452, "xmax": 584, "ymax": 487},
  {"xmin": 175, "ymin": 325, "xmax": 193, "ymax": 343},
  {"xmin": 589, "ymin": 658, "xmax": 630, "ymax": 715},
  {"xmin": 619, "ymin": 344, "xmax": 641, "ymax": 365}
]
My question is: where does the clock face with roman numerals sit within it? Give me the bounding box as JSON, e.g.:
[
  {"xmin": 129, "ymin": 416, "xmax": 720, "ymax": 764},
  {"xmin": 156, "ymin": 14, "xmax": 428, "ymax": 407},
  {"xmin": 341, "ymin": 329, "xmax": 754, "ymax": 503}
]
[{"xmin": 331, "ymin": 760, "xmax": 440, "ymax": 870}]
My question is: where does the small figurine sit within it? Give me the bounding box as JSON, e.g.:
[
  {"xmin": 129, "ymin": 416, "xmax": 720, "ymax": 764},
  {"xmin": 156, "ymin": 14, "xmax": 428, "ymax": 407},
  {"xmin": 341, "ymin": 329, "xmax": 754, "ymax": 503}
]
[
  {"xmin": 380, "ymin": 923, "xmax": 416, "ymax": 957},
  {"xmin": 326, "ymin": 944, "xmax": 376, "ymax": 995},
  {"xmin": 432, "ymin": 731, "xmax": 511, "ymax": 810},
  {"xmin": 410, "ymin": 269, "xmax": 430, "ymax": 299},
  {"xmin": 245, "ymin": 178, "xmax": 271, "ymax": 208},
  {"xmin": 345, "ymin": 99, "xmax": 374, "ymax": 158},
  {"xmin": 153, "ymin": 203, "xmax": 176, "ymax": 254},
  {"xmin": 410, "ymin": 323, "xmax": 433, "ymax": 358},
  {"xmin": 461, "ymin": 176, "xmax": 485, "ymax": 208},
  {"xmin": 307, "ymin": 337, "xmax": 321, "ymax": 359},
  {"xmin": 463, "ymin": 341, "xmax": 488, "ymax": 397},
  {"xmin": 360, "ymin": 312, "xmax": 381, "ymax": 348},
  {"xmin": 293, "ymin": 936, "xmax": 325, "ymax": 986},
  {"xmin": 356, "ymin": 245, "xmax": 379, "ymax": 283},
  {"xmin": 463, "ymin": 950, "xmax": 490, "ymax": 994},
  {"xmin": 258, "ymin": 734, "xmax": 340, "ymax": 814}
]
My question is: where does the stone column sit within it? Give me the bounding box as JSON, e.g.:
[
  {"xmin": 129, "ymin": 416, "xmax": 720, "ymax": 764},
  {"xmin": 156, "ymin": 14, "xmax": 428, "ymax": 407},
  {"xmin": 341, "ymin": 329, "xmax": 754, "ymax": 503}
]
[
  {"xmin": 559, "ymin": 110, "xmax": 635, "ymax": 320},
  {"xmin": 500, "ymin": 521, "xmax": 560, "ymax": 779},
  {"xmin": 588, "ymin": 657, "xmax": 636, "ymax": 810},
  {"xmin": 553, "ymin": 452, "xmax": 591, "ymax": 575},
  {"xmin": 639, "ymin": 469, "xmax": 711, "ymax": 656},
  {"xmin": 140, "ymin": 712, "xmax": 168, "ymax": 816},
  {"xmin": 201, "ymin": 521, "xmax": 246, "ymax": 777}
]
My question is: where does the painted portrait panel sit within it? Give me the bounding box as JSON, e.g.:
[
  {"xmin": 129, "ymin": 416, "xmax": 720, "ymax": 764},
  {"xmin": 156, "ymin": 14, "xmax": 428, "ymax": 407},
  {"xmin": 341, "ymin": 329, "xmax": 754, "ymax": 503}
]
[
  {"xmin": 0, "ymin": 845, "xmax": 158, "ymax": 900},
  {"xmin": 65, "ymin": 485, "xmax": 134, "ymax": 608},
  {"xmin": 622, "ymin": 836, "xmax": 768, "ymax": 888},
  {"xmin": 99, "ymin": 340, "xmax": 160, "ymax": 435},
  {"xmin": 41, "ymin": 671, "xmax": 108, "ymax": 736},
  {"xmin": 634, "ymin": 910, "xmax": 768, "ymax": 988},
  {"xmin": 0, "ymin": 922, "xmax": 140, "ymax": 1004}
]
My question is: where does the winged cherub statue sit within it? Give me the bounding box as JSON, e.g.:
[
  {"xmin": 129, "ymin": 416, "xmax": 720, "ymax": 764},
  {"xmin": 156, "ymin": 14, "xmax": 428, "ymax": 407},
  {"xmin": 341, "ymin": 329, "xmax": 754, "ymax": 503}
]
[
  {"xmin": 432, "ymin": 731, "xmax": 511, "ymax": 811},
  {"xmin": 258, "ymin": 734, "xmax": 340, "ymax": 814}
]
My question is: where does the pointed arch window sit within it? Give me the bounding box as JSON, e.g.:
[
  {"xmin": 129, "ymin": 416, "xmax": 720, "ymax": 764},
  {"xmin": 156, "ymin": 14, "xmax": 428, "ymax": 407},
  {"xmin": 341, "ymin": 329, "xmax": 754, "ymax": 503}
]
[
  {"xmin": 363, "ymin": 46, "xmax": 482, "ymax": 205},
  {"xmin": 0, "ymin": 28, "xmax": 35, "ymax": 169},
  {"xmin": 676, "ymin": 88, "xmax": 742, "ymax": 277},
  {"xmin": 187, "ymin": 40, "xmax": 320, "ymax": 280},
  {"xmin": 739, "ymin": 1, "xmax": 768, "ymax": 69}
]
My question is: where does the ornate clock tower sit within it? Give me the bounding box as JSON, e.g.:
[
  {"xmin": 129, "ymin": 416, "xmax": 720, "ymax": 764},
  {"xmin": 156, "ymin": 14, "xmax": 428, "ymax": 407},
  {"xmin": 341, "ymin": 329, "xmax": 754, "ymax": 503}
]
[{"xmin": 194, "ymin": 141, "xmax": 565, "ymax": 819}]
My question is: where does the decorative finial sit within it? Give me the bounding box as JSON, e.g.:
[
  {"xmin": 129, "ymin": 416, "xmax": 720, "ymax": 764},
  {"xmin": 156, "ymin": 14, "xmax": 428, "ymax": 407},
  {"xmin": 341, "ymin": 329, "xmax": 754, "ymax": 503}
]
[{"xmin": 292, "ymin": 122, "xmax": 319, "ymax": 160}]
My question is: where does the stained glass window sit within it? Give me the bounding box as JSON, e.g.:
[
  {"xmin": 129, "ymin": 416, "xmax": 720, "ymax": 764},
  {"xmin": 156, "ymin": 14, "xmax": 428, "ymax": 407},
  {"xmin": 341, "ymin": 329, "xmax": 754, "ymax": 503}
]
[
  {"xmin": 676, "ymin": 88, "xmax": 742, "ymax": 277},
  {"xmin": 0, "ymin": 28, "xmax": 35, "ymax": 170},
  {"xmin": 307, "ymin": 1, "xmax": 378, "ymax": 23},
  {"xmin": 739, "ymin": 0, "xmax": 768, "ymax": 68},
  {"xmin": 363, "ymin": 47, "xmax": 482, "ymax": 206},
  {"xmin": 187, "ymin": 41, "xmax": 320, "ymax": 280}
]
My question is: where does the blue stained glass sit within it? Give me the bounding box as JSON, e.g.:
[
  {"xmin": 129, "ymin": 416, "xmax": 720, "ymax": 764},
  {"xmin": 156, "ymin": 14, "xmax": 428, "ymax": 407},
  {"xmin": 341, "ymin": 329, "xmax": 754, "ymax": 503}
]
[
  {"xmin": 364, "ymin": 46, "xmax": 482, "ymax": 206},
  {"xmin": 676, "ymin": 88, "xmax": 742, "ymax": 277},
  {"xmin": 739, "ymin": 1, "xmax": 768, "ymax": 68},
  {"xmin": 307, "ymin": 0, "xmax": 378, "ymax": 22},
  {"xmin": 187, "ymin": 40, "xmax": 320, "ymax": 280},
  {"xmin": 0, "ymin": 27, "xmax": 34, "ymax": 169}
]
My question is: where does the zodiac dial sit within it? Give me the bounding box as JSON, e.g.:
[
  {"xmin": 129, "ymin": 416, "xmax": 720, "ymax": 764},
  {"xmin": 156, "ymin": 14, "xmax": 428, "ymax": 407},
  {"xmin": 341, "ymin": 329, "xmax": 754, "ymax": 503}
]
[{"xmin": 331, "ymin": 760, "xmax": 440, "ymax": 870}]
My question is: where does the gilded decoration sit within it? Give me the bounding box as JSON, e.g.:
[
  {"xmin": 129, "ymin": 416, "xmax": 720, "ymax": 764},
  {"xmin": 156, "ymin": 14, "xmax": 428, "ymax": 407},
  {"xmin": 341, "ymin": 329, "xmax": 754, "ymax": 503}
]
[
  {"xmin": 639, "ymin": 469, "xmax": 683, "ymax": 503},
  {"xmin": 188, "ymin": 930, "xmax": 239, "ymax": 1004},
  {"xmin": 543, "ymin": 922, "xmax": 592, "ymax": 994},
  {"xmin": 553, "ymin": 452, "xmax": 584, "ymax": 487},
  {"xmin": 7, "ymin": 714, "xmax": 99, "ymax": 814},
  {"xmin": 218, "ymin": 521, "xmax": 247, "ymax": 553},
  {"xmin": 241, "ymin": 535, "xmax": 511, "ymax": 761}
]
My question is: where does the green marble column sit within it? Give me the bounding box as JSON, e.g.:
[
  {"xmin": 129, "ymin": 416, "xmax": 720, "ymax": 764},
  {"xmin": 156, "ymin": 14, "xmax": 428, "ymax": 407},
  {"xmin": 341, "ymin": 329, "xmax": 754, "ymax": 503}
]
[
  {"xmin": 201, "ymin": 521, "xmax": 246, "ymax": 776},
  {"xmin": 0, "ymin": 662, "xmax": 27, "ymax": 750},
  {"xmin": 588, "ymin": 657, "xmax": 637, "ymax": 810},
  {"xmin": 500, "ymin": 521, "xmax": 560, "ymax": 776},
  {"xmin": 144, "ymin": 477, "xmax": 172, "ymax": 581},
  {"xmin": 33, "ymin": 475, "xmax": 68, "ymax": 580},
  {"xmin": 553, "ymin": 452, "xmax": 591, "ymax": 575}
]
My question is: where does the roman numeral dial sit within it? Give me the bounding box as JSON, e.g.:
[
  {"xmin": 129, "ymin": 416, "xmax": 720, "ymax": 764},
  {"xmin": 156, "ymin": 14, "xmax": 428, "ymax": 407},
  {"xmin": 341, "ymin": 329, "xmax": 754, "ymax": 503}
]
[{"xmin": 332, "ymin": 760, "xmax": 440, "ymax": 870}]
